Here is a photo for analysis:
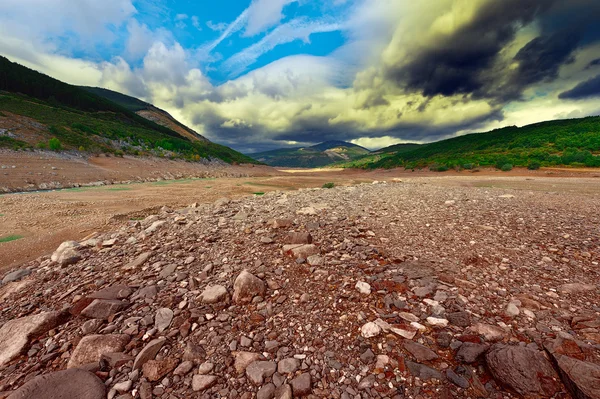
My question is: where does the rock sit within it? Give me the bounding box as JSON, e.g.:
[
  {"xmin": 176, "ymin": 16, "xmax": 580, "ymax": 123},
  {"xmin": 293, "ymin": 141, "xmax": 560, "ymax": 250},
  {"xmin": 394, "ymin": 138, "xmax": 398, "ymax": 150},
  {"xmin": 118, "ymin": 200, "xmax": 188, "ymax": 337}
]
[
  {"xmin": 485, "ymin": 345, "xmax": 561, "ymax": 398},
  {"xmin": 0, "ymin": 312, "xmax": 62, "ymax": 367},
  {"xmin": 426, "ymin": 317, "xmax": 449, "ymax": 327},
  {"xmin": 80, "ymin": 299, "xmax": 128, "ymax": 320},
  {"xmin": 558, "ymin": 283, "xmax": 597, "ymax": 294},
  {"xmin": 145, "ymin": 220, "xmax": 165, "ymax": 234},
  {"xmin": 246, "ymin": 361, "xmax": 277, "ymax": 385},
  {"xmin": 142, "ymin": 358, "xmax": 178, "ymax": 381},
  {"xmin": 274, "ymin": 384, "xmax": 293, "ymax": 399},
  {"xmin": 277, "ymin": 358, "xmax": 299, "ymax": 374},
  {"xmin": 2, "ymin": 269, "xmax": 31, "ymax": 284},
  {"xmin": 192, "ymin": 375, "xmax": 218, "ymax": 392},
  {"xmin": 550, "ymin": 352, "xmax": 600, "ymax": 399},
  {"xmin": 88, "ymin": 285, "xmax": 132, "ymax": 300},
  {"xmin": 272, "ymin": 219, "xmax": 292, "ymax": 228},
  {"xmin": 257, "ymin": 383, "xmax": 276, "ymax": 399},
  {"xmin": 355, "ymin": 281, "xmax": 371, "ymax": 295},
  {"xmin": 173, "ymin": 360, "xmax": 194, "ymax": 376},
  {"xmin": 51, "ymin": 241, "xmax": 81, "ymax": 266},
  {"xmin": 290, "ymin": 373, "xmax": 311, "ymax": 396},
  {"xmin": 133, "ymin": 338, "xmax": 166, "ymax": 369},
  {"xmin": 406, "ymin": 361, "xmax": 444, "ymax": 381},
  {"xmin": 182, "ymin": 342, "xmax": 206, "ymax": 363},
  {"xmin": 285, "ymin": 244, "xmax": 319, "ymax": 259},
  {"xmin": 404, "ymin": 341, "xmax": 439, "ymax": 362},
  {"xmin": 101, "ymin": 352, "xmax": 133, "ymax": 368},
  {"xmin": 446, "ymin": 369, "xmax": 470, "ymax": 389},
  {"xmin": 447, "ymin": 311, "xmax": 471, "ymax": 327},
  {"xmin": 113, "ymin": 380, "xmax": 132, "ymax": 393},
  {"xmin": 81, "ymin": 319, "xmax": 104, "ymax": 335},
  {"xmin": 306, "ymin": 255, "xmax": 323, "ymax": 266},
  {"xmin": 286, "ymin": 232, "xmax": 312, "ymax": 244},
  {"xmin": 505, "ymin": 303, "xmax": 520, "ymax": 317},
  {"xmin": 132, "ymin": 285, "xmax": 158, "ymax": 300},
  {"xmin": 200, "ymin": 285, "xmax": 228, "ymax": 304},
  {"xmin": 67, "ymin": 334, "xmax": 130, "ymax": 369},
  {"xmin": 471, "ymin": 323, "xmax": 507, "ymax": 342},
  {"xmin": 234, "ymin": 351, "xmax": 262, "ymax": 374},
  {"xmin": 360, "ymin": 349, "xmax": 375, "ymax": 364},
  {"xmin": 155, "ymin": 308, "xmax": 173, "ymax": 332},
  {"xmin": 233, "ymin": 270, "xmax": 265, "ymax": 304},
  {"xmin": 159, "ymin": 264, "xmax": 177, "ymax": 279},
  {"xmin": 360, "ymin": 322, "xmax": 382, "ymax": 338},
  {"xmin": 123, "ymin": 252, "xmax": 152, "ymax": 270},
  {"xmin": 6, "ymin": 369, "xmax": 105, "ymax": 399},
  {"xmin": 198, "ymin": 361, "xmax": 214, "ymax": 375},
  {"xmin": 455, "ymin": 342, "xmax": 489, "ymax": 363}
]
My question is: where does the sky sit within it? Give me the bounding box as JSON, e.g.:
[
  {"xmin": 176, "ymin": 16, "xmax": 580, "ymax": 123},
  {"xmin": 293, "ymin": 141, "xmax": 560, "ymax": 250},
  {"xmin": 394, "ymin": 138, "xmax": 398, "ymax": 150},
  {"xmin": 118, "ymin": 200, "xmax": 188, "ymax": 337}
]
[{"xmin": 1, "ymin": 0, "xmax": 600, "ymax": 153}]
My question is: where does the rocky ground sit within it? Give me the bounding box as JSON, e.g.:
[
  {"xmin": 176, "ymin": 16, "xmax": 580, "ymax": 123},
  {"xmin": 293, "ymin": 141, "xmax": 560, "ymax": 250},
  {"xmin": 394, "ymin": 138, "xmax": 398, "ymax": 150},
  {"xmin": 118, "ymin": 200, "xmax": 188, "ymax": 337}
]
[{"xmin": 0, "ymin": 179, "xmax": 599, "ymax": 398}]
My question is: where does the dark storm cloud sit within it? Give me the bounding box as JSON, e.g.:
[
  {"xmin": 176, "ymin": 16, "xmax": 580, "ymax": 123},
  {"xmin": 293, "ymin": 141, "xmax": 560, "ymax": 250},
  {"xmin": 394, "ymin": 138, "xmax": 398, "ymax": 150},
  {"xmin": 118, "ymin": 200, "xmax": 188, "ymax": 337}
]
[
  {"xmin": 586, "ymin": 58, "xmax": 600, "ymax": 70},
  {"xmin": 385, "ymin": 0, "xmax": 558, "ymax": 98},
  {"xmin": 559, "ymin": 74, "xmax": 600, "ymax": 100}
]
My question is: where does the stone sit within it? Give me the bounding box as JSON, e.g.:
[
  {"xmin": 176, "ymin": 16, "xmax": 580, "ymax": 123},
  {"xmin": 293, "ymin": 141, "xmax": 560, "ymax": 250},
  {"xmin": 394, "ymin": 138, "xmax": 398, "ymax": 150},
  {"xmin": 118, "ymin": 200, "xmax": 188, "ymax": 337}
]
[
  {"xmin": 360, "ymin": 322, "xmax": 382, "ymax": 338},
  {"xmin": 446, "ymin": 369, "xmax": 469, "ymax": 389},
  {"xmin": 80, "ymin": 299, "xmax": 128, "ymax": 320},
  {"xmin": 290, "ymin": 373, "xmax": 311, "ymax": 396},
  {"xmin": 192, "ymin": 375, "xmax": 218, "ymax": 392},
  {"xmin": 485, "ymin": 345, "xmax": 561, "ymax": 398},
  {"xmin": 182, "ymin": 342, "xmax": 206, "ymax": 363},
  {"xmin": 155, "ymin": 308, "xmax": 174, "ymax": 332},
  {"xmin": 51, "ymin": 241, "xmax": 81, "ymax": 266},
  {"xmin": 6, "ymin": 369, "xmax": 105, "ymax": 399},
  {"xmin": 358, "ymin": 374, "xmax": 376, "ymax": 390},
  {"xmin": 113, "ymin": 380, "xmax": 132, "ymax": 393},
  {"xmin": 246, "ymin": 361, "xmax": 277, "ymax": 385},
  {"xmin": 173, "ymin": 360, "xmax": 194, "ymax": 376},
  {"xmin": 287, "ymin": 232, "xmax": 312, "ymax": 244},
  {"xmin": 234, "ymin": 351, "xmax": 262, "ymax": 374},
  {"xmin": 355, "ymin": 281, "xmax": 371, "ymax": 295},
  {"xmin": 306, "ymin": 255, "xmax": 323, "ymax": 266},
  {"xmin": 101, "ymin": 352, "xmax": 133, "ymax": 368},
  {"xmin": 142, "ymin": 358, "xmax": 178, "ymax": 381},
  {"xmin": 198, "ymin": 361, "xmax": 214, "ymax": 375},
  {"xmin": 404, "ymin": 341, "xmax": 439, "ymax": 362},
  {"xmin": 406, "ymin": 361, "xmax": 444, "ymax": 381},
  {"xmin": 558, "ymin": 283, "xmax": 597, "ymax": 294},
  {"xmin": 550, "ymin": 352, "xmax": 600, "ymax": 399},
  {"xmin": 123, "ymin": 252, "xmax": 152, "ymax": 270},
  {"xmin": 132, "ymin": 285, "xmax": 158, "ymax": 300},
  {"xmin": 505, "ymin": 303, "xmax": 520, "ymax": 317},
  {"xmin": 455, "ymin": 342, "xmax": 489, "ymax": 363},
  {"xmin": 88, "ymin": 285, "xmax": 132, "ymax": 300},
  {"xmin": 67, "ymin": 334, "xmax": 130, "ymax": 369},
  {"xmin": 285, "ymin": 244, "xmax": 319, "ymax": 259},
  {"xmin": 2, "ymin": 269, "xmax": 31, "ymax": 284},
  {"xmin": 277, "ymin": 358, "xmax": 299, "ymax": 374},
  {"xmin": 0, "ymin": 312, "xmax": 62, "ymax": 367},
  {"xmin": 447, "ymin": 311, "xmax": 471, "ymax": 327},
  {"xmin": 426, "ymin": 317, "xmax": 449, "ymax": 327},
  {"xmin": 145, "ymin": 220, "xmax": 165, "ymax": 234},
  {"xmin": 81, "ymin": 319, "xmax": 104, "ymax": 335},
  {"xmin": 471, "ymin": 323, "xmax": 507, "ymax": 342},
  {"xmin": 360, "ymin": 349, "xmax": 375, "ymax": 364},
  {"xmin": 272, "ymin": 219, "xmax": 292, "ymax": 228},
  {"xmin": 159, "ymin": 264, "xmax": 177, "ymax": 279},
  {"xmin": 200, "ymin": 285, "xmax": 228, "ymax": 304},
  {"xmin": 233, "ymin": 270, "xmax": 266, "ymax": 304},
  {"xmin": 274, "ymin": 384, "xmax": 293, "ymax": 399},
  {"xmin": 257, "ymin": 383, "xmax": 276, "ymax": 399},
  {"xmin": 133, "ymin": 338, "xmax": 166, "ymax": 369}
]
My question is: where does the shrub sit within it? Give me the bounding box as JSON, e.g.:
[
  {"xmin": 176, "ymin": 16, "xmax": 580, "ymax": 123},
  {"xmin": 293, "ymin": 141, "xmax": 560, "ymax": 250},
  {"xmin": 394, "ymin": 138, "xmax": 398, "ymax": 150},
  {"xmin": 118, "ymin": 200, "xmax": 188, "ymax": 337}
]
[
  {"xmin": 322, "ymin": 182, "xmax": 335, "ymax": 189},
  {"xmin": 500, "ymin": 163, "xmax": 513, "ymax": 172},
  {"xmin": 78, "ymin": 146, "xmax": 86, "ymax": 152},
  {"xmin": 36, "ymin": 141, "xmax": 47, "ymax": 149},
  {"xmin": 527, "ymin": 161, "xmax": 541, "ymax": 170},
  {"xmin": 430, "ymin": 164, "xmax": 449, "ymax": 172},
  {"xmin": 463, "ymin": 163, "xmax": 475, "ymax": 170},
  {"xmin": 48, "ymin": 138, "xmax": 62, "ymax": 151}
]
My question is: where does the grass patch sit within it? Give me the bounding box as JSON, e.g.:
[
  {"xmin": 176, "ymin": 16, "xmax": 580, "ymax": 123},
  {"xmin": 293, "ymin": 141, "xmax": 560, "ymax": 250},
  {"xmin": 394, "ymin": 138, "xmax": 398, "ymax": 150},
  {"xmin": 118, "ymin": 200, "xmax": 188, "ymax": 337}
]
[
  {"xmin": 0, "ymin": 234, "xmax": 24, "ymax": 243},
  {"xmin": 129, "ymin": 217, "xmax": 144, "ymax": 221},
  {"xmin": 205, "ymin": 186, "xmax": 212, "ymax": 188},
  {"xmin": 0, "ymin": 213, "xmax": 4, "ymax": 216},
  {"xmin": 106, "ymin": 187, "xmax": 132, "ymax": 191},
  {"xmin": 253, "ymin": 192, "xmax": 265, "ymax": 196},
  {"xmin": 322, "ymin": 182, "xmax": 335, "ymax": 189}
]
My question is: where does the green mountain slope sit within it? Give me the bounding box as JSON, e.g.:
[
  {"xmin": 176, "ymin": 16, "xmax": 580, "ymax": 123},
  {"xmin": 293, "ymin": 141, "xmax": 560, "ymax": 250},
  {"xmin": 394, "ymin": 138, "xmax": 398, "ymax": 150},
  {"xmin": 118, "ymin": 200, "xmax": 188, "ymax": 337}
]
[
  {"xmin": 251, "ymin": 141, "xmax": 370, "ymax": 167},
  {"xmin": 0, "ymin": 56, "xmax": 256, "ymax": 164},
  {"xmin": 334, "ymin": 143, "xmax": 421, "ymax": 168},
  {"xmin": 81, "ymin": 86, "xmax": 150, "ymax": 112},
  {"xmin": 346, "ymin": 117, "xmax": 600, "ymax": 169}
]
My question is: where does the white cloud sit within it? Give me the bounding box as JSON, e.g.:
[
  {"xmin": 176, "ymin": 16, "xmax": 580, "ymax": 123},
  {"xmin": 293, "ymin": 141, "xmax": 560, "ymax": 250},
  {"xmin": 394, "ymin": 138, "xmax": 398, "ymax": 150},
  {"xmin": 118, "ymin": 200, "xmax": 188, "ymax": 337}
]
[
  {"xmin": 350, "ymin": 136, "xmax": 411, "ymax": 150},
  {"xmin": 191, "ymin": 16, "xmax": 202, "ymax": 31},
  {"xmin": 244, "ymin": 0, "xmax": 296, "ymax": 37},
  {"xmin": 206, "ymin": 21, "xmax": 229, "ymax": 32}
]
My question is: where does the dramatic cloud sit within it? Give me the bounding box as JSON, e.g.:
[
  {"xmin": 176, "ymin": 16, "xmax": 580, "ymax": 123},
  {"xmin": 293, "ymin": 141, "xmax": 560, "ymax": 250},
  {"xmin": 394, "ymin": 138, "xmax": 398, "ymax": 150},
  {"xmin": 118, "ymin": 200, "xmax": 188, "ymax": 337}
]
[{"xmin": 1, "ymin": 0, "xmax": 600, "ymax": 152}]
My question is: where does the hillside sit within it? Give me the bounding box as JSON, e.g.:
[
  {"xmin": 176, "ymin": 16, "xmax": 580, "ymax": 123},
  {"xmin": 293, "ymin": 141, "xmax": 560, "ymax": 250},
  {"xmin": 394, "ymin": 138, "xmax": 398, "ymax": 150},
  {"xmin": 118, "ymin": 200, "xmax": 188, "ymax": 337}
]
[
  {"xmin": 345, "ymin": 117, "xmax": 600, "ymax": 169},
  {"xmin": 0, "ymin": 56, "xmax": 255, "ymax": 164},
  {"xmin": 334, "ymin": 143, "xmax": 421, "ymax": 168},
  {"xmin": 251, "ymin": 140, "xmax": 370, "ymax": 167},
  {"xmin": 82, "ymin": 87, "xmax": 210, "ymax": 143}
]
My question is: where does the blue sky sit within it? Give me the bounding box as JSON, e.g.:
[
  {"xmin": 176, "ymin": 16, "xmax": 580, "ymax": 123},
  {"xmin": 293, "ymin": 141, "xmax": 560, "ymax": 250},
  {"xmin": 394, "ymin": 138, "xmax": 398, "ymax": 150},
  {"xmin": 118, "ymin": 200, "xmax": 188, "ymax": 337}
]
[{"xmin": 1, "ymin": 0, "xmax": 600, "ymax": 152}]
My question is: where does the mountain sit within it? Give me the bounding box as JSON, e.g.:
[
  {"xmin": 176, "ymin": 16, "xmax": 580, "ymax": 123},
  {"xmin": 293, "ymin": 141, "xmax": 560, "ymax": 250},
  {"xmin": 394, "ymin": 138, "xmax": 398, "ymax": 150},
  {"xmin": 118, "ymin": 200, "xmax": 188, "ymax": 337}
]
[
  {"xmin": 346, "ymin": 117, "xmax": 600, "ymax": 169},
  {"xmin": 0, "ymin": 56, "xmax": 256, "ymax": 164},
  {"xmin": 81, "ymin": 87, "xmax": 209, "ymax": 143},
  {"xmin": 250, "ymin": 141, "xmax": 371, "ymax": 167}
]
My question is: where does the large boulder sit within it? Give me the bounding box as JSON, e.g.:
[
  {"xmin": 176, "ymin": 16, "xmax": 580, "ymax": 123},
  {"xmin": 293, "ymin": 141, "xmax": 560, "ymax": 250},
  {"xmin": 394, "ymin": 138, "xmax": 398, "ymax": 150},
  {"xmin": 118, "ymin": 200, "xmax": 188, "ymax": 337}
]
[
  {"xmin": 548, "ymin": 351, "xmax": 600, "ymax": 399},
  {"xmin": 67, "ymin": 334, "xmax": 130, "ymax": 369},
  {"xmin": 7, "ymin": 369, "xmax": 105, "ymax": 399},
  {"xmin": 51, "ymin": 241, "xmax": 81, "ymax": 266},
  {"xmin": 0, "ymin": 312, "xmax": 63, "ymax": 367},
  {"xmin": 486, "ymin": 345, "xmax": 562, "ymax": 398},
  {"xmin": 233, "ymin": 270, "xmax": 265, "ymax": 304}
]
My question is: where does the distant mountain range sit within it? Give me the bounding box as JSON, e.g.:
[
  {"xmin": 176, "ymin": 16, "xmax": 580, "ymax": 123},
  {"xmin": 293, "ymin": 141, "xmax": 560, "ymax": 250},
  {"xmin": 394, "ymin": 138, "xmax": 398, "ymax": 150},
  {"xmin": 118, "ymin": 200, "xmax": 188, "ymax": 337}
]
[
  {"xmin": 0, "ymin": 56, "xmax": 255, "ymax": 164},
  {"xmin": 250, "ymin": 140, "xmax": 371, "ymax": 167}
]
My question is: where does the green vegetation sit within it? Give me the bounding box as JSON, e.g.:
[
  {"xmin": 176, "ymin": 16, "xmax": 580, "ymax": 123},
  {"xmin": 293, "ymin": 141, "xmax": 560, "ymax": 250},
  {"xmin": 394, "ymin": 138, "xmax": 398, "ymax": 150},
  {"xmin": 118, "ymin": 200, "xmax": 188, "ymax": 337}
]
[
  {"xmin": 253, "ymin": 192, "xmax": 265, "ymax": 196},
  {"xmin": 0, "ymin": 56, "xmax": 257, "ymax": 164},
  {"xmin": 500, "ymin": 163, "xmax": 513, "ymax": 172},
  {"xmin": 429, "ymin": 164, "xmax": 449, "ymax": 172},
  {"xmin": 48, "ymin": 137, "xmax": 62, "ymax": 151},
  {"xmin": 81, "ymin": 86, "xmax": 149, "ymax": 112},
  {"xmin": 528, "ymin": 161, "xmax": 541, "ymax": 170},
  {"xmin": 0, "ymin": 234, "xmax": 24, "ymax": 243},
  {"xmin": 345, "ymin": 117, "xmax": 600, "ymax": 169},
  {"xmin": 322, "ymin": 182, "xmax": 335, "ymax": 188},
  {"xmin": 106, "ymin": 187, "xmax": 132, "ymax": 191}
]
